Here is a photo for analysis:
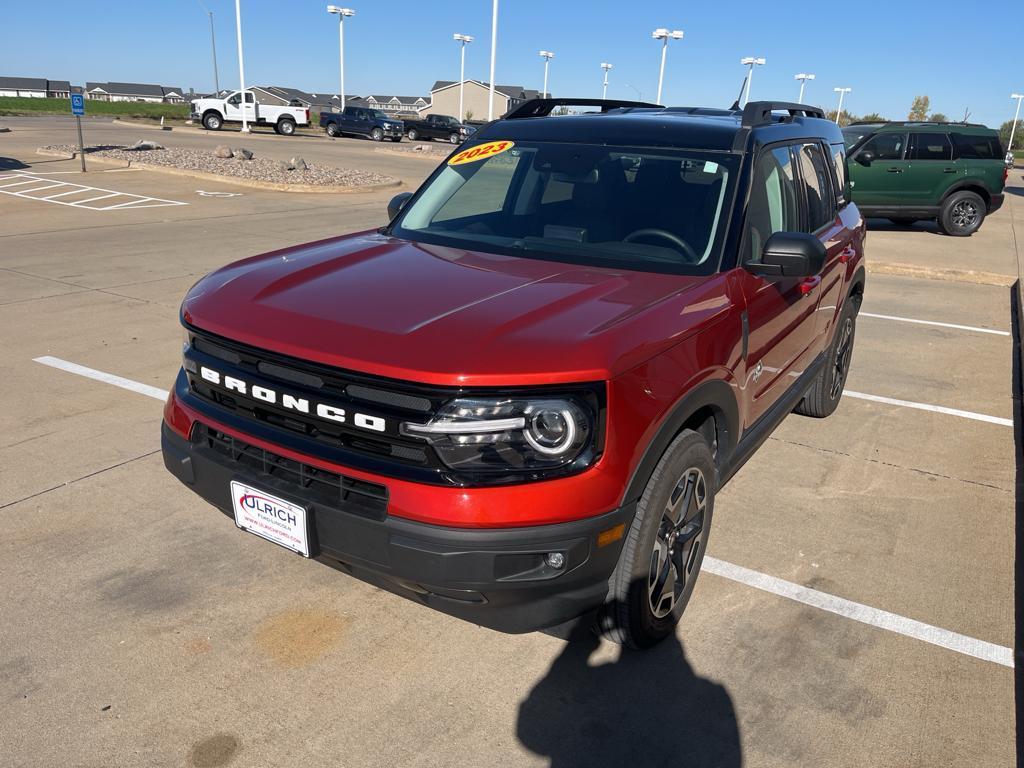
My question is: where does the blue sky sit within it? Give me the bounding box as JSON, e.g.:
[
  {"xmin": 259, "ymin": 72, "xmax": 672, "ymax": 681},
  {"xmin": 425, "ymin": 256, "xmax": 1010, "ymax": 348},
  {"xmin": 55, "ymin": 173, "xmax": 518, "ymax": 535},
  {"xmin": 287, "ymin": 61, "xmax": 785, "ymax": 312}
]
[{"xmin": 4, "ymin": 0, "xmax": 1021, "ymax": 128}]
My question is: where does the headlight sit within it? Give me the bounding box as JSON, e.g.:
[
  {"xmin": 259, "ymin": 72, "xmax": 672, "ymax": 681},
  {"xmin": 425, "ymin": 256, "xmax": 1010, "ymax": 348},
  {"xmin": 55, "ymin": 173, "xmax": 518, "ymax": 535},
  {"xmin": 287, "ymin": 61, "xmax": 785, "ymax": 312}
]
[{"xmin": 401, "ymin": 394, "xmax": 599, "ymax": 478}]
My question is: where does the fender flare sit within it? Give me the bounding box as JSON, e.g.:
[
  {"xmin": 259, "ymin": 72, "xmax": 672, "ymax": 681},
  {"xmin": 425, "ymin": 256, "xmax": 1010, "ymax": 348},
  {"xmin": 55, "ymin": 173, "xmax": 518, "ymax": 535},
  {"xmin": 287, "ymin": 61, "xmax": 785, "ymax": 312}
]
[
  {"xmin": 939, "ymin": 180, "xmax": 992, "ymax": 207},
  {"xmin": 620, "ymin": 378, "xmax": 740, "ymax": 505}
]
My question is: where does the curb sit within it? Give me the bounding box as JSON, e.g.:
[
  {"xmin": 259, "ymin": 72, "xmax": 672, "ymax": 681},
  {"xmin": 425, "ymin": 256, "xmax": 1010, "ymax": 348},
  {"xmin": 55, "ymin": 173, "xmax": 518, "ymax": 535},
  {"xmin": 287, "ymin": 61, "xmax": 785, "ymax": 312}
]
[{"xmin": 36, "ymin": 148, "xmax": 402, "ymax": 194}]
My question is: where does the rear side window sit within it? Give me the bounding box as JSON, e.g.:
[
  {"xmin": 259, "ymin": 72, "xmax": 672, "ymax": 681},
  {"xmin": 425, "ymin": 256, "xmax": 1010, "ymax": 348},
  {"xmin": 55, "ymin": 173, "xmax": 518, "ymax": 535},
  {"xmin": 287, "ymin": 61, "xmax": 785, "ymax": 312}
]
[
  {"xmin": 830, "ymin": 142, "xmax": 848, "ymax": 205},
  {"xmin": 741, "ymin": 146, "xmax": 800, "ymax": 263},
  {"xmin": 951, "ymin": 134, "xmax": 1002, "ymax": 159},
  {"xmin": 859, "ymin": 132, "xmax": 906, "ymax": 161},
  {"xmin": 797, "ymin": 143, "xmax": 836, "ymax": 232},
  {"xmin": 910, "ymin": 133, "xmax": 953, "ymax": 161}
]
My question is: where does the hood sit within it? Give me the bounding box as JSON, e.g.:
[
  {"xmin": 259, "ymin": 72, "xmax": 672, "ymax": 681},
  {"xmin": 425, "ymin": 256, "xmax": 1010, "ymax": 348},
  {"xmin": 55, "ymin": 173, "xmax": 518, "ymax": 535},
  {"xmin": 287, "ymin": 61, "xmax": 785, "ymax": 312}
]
[{"xmin": 182, "ymin": 232, "xmax": 728, "ymax": 386}]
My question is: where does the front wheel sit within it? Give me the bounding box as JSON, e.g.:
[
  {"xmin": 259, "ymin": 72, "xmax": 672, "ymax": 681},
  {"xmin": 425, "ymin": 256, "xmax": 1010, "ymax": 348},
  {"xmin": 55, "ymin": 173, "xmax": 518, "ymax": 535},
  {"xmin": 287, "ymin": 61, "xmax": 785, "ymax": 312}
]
[
  {"xmin": 406, "ymin": 128, "xmax": 418, "ymax": 141},
  {"xmin": 202, "ymin": 112, "xmax": 222, "ymax": 131},
  {"xmin": 325, "ymin": 122, "xmax": 340, "ymax": 137},
  {"xmin": 795, "ymin": 297, "xmax": 858, "ymax": 418},
  {"xmin": 449, "ymin": 133, "xmax": 460, "ymax": 144},
  {"xmin": 599, "ymin": 429, "xmax": 715, "ymax": 649},
  {"xmin": 276, "ymin": 118, "xmax": 295, "ymax": 136},
  {"xmin": 370, "ymin": 127, "xmax": 384, "ymax": 142},
  {"xmin": 938, "ymin": 190, "xmax": 986, "ymax": 236}
]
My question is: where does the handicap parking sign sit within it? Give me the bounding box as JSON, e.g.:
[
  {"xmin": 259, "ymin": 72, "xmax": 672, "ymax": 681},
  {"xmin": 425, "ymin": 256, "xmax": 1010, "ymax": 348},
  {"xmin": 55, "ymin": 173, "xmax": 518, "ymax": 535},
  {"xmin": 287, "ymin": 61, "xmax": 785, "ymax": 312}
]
[{"xmin": 70, "ymin": 93, "xmax": 85, "ymax": 116}]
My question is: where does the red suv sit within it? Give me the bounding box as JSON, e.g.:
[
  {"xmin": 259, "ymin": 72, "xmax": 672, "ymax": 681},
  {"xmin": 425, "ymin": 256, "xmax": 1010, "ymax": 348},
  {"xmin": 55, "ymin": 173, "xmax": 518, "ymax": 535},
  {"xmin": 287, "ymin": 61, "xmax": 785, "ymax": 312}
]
[{"xmin": 163, "ymin": 99, "xmax": 865, "ymax": 648}]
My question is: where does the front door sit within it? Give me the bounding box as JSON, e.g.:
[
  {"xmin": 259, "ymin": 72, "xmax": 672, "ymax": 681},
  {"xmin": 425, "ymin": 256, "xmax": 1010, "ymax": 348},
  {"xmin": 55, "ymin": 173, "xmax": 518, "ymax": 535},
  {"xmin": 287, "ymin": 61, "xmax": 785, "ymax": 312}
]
[
  {"xmin": 849, "ymin": 131, "xmax": 910, "ymax": 206},
  {"xmin": 224, "ymin": 91, "xmax": 256, "ymax": 123}
]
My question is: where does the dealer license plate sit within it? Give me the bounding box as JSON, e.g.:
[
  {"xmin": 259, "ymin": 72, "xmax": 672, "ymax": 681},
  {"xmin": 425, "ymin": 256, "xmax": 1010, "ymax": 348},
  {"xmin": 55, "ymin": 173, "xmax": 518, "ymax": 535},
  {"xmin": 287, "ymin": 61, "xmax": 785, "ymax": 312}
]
[{"xmin": 230, "ymin": 481, "xmax": 310, "ymax": 557}]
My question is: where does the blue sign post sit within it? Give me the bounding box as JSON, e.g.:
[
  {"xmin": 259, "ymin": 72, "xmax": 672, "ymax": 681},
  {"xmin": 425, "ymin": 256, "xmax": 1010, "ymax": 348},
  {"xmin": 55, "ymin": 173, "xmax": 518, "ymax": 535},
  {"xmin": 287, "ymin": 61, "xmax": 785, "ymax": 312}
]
[{"xmin": 70, "ymin": 93, "xmax": 86, "ymax": 171}]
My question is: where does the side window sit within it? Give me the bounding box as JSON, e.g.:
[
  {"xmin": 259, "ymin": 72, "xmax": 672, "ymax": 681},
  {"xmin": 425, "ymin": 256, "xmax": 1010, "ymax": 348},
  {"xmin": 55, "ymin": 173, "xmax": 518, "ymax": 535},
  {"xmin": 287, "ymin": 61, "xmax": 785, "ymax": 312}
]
[
  {"xmin": 797, "ymin": 143, "xmax": 836, "ymax": 231},
  {"xmin": 910, "ymin": 133, "xmax": 952, "ymax": 161},
  {"xmin": 951, "ymin": 134, "xmax": 1000, "ymax": 159},
  {"xmin": 859, "ymin": 132, "xmax": 906, "ymax": 161},
  {"xmin": 226, "ymin": 93, "xmax": 241, "ymax": 107},
  {"xmin": 742, "ymin": 146, "xmax": 800, "ymax": 263},
  {"xmin": 244, "ymin": 93, "xmax": 254, "ymax": 104},
  {"xmin": 830, "ymin": 142, "xmax": 848, "ymax": 205}
]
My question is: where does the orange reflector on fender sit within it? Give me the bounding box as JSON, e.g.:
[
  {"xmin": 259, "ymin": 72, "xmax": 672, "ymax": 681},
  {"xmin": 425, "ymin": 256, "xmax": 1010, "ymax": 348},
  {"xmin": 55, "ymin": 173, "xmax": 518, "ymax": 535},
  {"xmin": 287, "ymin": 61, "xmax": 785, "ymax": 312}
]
[{"xmin": 597, "ymin": 523, "xmax": 625, "ymax": 548}]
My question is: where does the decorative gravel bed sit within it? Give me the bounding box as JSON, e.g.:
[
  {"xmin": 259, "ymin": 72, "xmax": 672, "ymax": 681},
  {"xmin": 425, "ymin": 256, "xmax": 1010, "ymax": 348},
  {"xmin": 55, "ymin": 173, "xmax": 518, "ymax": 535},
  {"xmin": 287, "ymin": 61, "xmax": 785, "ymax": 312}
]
[
  {"xmin": 40, "ymin": 143, "xmax": 397, "ymax": 188},
  {"xmin": 376, "ymin": 142, "xmax": 453, "ymax": 159}
]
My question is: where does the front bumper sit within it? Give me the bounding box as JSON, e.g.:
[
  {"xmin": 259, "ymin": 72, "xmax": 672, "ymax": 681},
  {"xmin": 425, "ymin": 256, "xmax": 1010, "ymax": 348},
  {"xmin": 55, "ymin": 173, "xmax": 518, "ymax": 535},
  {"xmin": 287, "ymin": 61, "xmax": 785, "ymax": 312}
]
[{"xmin": 162, "ymin": 421, "xmax": 633, "ymax": 633}]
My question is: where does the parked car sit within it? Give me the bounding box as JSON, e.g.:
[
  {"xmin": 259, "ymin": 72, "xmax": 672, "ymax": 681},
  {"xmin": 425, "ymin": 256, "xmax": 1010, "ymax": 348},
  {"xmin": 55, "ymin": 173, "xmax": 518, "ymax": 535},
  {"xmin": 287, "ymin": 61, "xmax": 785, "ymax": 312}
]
[
  {"xmin": 191, "ymin": 90, "xmax": 309, "ymax": 135},
  {"xmin": 163, "ymin": 98, "xmax": 864, "ymax": 649},
  {"xmin": 320, "ymin": 106, "xmax": 403, "ymax": 142},
  {"xmin": 843, "ymin": 121, "xmax": 1006, "ymax": 236},
  {"xmin": 403, "ymin": 113, "xmax": 475, "ymax": 143}
]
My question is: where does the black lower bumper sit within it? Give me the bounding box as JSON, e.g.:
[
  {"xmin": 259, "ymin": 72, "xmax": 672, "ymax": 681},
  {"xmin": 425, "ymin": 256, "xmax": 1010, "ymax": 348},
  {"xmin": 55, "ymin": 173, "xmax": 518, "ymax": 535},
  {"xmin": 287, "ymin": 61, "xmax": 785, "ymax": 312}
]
[
  {"xmin": 162, "ymin": 423, "xmax": 633, "ymax": 633},
  {"xmin": 989, "ymin": 193, "xmax": 1005, "ymax": 214}
]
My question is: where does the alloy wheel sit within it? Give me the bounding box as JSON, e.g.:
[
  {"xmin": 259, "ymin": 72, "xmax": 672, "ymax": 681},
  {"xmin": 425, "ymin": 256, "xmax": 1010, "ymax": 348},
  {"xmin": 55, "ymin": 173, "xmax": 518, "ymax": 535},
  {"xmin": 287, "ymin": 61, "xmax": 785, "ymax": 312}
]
[
  {"xmin": 830, "ymin": 316, "xmax": 854, "ymax": 399},
  {"xmin": 648, "ymin": 467, "xmax": 707, "ymax": 619},
  {"xmin": 951, "ymin": 200, "xmax": 979, "ymax": 230}
]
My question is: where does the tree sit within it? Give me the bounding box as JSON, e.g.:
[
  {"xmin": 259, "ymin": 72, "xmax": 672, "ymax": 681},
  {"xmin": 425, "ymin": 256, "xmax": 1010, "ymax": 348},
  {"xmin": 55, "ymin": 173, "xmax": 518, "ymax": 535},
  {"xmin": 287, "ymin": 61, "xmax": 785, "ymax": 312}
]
[
  {"xmin": 908, "ymin": 95, "xmax": 930, "ymax": 121},
  {"xmin": 859, "ymin": 112, "xmax": 888, "ymax": 123},
  {"xmin": 464, "ymin": 108, "xmax": 474, "ymax": 121},
  {"xmin": 825, "ymin": 109, "xmax": 857, "ymax": 127},
  {"xmin": 1000, "ymin": 119, "xmax": 1024, "ymax": 151},
  {"xmin": 928, "ymin": 112, "xmax": 948, "ymax": 123}
]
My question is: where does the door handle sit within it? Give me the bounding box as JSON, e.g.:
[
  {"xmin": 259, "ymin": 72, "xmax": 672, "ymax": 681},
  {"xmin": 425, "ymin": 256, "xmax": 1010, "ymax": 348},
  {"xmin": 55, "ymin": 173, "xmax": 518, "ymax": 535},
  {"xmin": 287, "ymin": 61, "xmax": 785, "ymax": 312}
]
[
  {"xmin": 839, "ymin": 246, "xmax": 856, "ymax": 264},
  {"xmin": 886, "ymin": 167, "xmax": 903, "ymax": 173},
  {"xmin": 799, "ymin": 276, "xmax": 821, "ymax": 295},
  {"xmin": 942, "ymin": 168, "xmax": 958, "ymax": 173}
]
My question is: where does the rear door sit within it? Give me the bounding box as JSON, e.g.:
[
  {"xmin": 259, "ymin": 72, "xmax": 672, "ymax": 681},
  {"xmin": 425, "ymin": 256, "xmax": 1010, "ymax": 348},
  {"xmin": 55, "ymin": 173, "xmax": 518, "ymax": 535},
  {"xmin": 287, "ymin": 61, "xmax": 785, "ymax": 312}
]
[
  {"xmin": 905, "ymin": 132, "xmax": 958, "ymax": 205},
  {"xmin": 849, "ymin": 131, "xmax": 910, "ymax": 205}
]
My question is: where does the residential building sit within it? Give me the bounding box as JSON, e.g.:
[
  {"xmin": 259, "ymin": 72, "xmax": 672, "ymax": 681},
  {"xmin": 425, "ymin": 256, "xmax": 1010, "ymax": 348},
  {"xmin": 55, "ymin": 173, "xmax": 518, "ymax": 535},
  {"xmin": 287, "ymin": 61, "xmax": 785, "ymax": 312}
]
[
  {"xmin": 85, "ymin": 82, "xmax": 184, "ymax": 103},
  {"xmin": 363, "ymin": 95, "xmax": 429, "ymax": 115},
  {"xmin": 423, "ymin": 81, "xmax": 541, "ymax": 121},
  {"xmin": 0, "ymin": 77, "xmax": 72, "ymax": 98}
]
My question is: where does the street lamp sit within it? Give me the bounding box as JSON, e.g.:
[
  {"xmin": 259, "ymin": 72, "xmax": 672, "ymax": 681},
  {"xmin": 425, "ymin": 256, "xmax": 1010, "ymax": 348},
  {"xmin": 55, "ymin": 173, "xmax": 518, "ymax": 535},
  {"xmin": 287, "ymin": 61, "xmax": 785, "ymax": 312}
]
[
  {"xmin": 454, "ymin": 34, "xmax": 474, "ymax": 121},
  {"xmin": 795, "ymin": 73, "xmax": 815, "ymax": 103},
  {"xmin": 1009, "ymin": 93, "xmax": 1024, "ymax": 154},
  {"xmin": 234, "ymin": 0, "xmax": 249, "ymax": 132},
  {"xmin": 651, "ymin": 28, "xmax": 683, "ymax": 106},
  {"xmin": 327, "ymin": 6, "xmax": 355, "ymax": 112},
  {"xmin": 539, "ymin": 50, "xmax": 554, "ymax": 99},
  {"xmin": 487, "ymin": 0, "xmax": 498, "ymax": 120},
  {"xmin": 740, "ymin": 57, "xmax": 766, "ymax": 105},
  {"xmin": 624, "ymin": 83, "xmax": 643, "ymax": 101},
  {"xmin": 196, "ymin": 1, "xmax": 220, "ymax": 93},
  {"xmin": 833, "ymin": 87, "xmax": 851, "ymax": 124},
  {"xmin": 601, "ymin": 62, "xmax": 613, "ymax": 100}
]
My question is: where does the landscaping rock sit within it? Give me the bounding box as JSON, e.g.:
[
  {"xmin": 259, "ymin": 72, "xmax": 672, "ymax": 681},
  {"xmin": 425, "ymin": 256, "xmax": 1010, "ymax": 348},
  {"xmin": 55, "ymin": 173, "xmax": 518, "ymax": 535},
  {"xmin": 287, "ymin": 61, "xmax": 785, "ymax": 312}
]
[
  {"xmin": 130, "ymin": 139, "xmax": 164, "ymax": 151},
  {"xmin": 279, "ymin": 159, "xmax": 296, "ymax": 171},
  {"xmin": 290, "ymin": 157, "xmax": 308, "ymax": 171},
  {"xmin": 214, "ymin": 145, "xmax": 234, "ymax": 159},
  {"xmin": 235, "ymin": 148, "xmax": 253, "ymax": 160}
]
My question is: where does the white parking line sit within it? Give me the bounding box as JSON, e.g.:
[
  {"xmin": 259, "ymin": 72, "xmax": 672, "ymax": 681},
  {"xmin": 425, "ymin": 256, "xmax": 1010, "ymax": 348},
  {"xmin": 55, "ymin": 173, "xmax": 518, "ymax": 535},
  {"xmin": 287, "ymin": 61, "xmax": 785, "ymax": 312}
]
[
  {"xmin": 31, "ymin": 354, "xmax": 1016, "ymax": 668},
  {"xmin": 860, "ymin": 311, "xmax": 1010, "ymax": 337},
  {"xmin": 0, "ymin": 173, "xmax": 186, "ymax": 210},
  {"xmin": 844, "ymin": 390, "xmax": 1012, "ymax": 427},
  {"xmin": 702, "ymin": 558, "xmax": 1012, "ymax": 668}
]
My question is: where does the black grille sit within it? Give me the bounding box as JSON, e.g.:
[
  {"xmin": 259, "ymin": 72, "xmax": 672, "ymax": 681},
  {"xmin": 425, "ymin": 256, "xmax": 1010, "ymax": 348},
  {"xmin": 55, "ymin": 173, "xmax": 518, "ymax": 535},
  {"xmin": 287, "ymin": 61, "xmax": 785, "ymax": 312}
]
[{"xmin": 194, "ymin": 423, "xmax": 389, "ymax": 521}]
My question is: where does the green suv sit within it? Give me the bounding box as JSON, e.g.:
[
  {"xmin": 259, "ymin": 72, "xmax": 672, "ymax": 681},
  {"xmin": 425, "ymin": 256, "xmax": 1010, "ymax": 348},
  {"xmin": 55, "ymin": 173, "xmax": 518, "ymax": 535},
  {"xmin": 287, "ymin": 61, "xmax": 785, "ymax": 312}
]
[{"xmin": 843, "ymin": 122, "xmax": 1006, "ymax": 236}]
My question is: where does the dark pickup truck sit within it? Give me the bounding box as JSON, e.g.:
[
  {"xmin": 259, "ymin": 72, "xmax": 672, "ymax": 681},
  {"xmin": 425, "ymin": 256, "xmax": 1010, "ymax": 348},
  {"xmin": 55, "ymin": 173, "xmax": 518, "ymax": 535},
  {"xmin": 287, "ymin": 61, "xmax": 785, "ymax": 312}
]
[
  {"xmin": 320, "ymin": 106, "xmax": 403, "ymax": 142},
  {"xmin": 403, "ymin": 113, "xmax": 475, "ymax": 144}
]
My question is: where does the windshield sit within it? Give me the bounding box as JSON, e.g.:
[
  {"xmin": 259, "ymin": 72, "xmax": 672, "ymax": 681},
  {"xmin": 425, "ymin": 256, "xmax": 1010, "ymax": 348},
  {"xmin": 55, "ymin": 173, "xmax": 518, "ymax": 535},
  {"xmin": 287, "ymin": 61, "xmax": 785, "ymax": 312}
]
[
  {"xmin": 391, "ymin": 141, "xmax": 736, "ymax": 274},
  {"xmin": 842, "ymin": 125, "xmax": 880, "ymax": 150}
]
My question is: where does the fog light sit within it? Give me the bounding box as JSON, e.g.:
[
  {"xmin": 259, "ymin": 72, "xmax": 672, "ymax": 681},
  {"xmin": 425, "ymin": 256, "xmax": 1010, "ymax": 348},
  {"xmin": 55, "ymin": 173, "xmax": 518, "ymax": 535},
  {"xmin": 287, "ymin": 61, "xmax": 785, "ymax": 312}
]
[{"xmin": 545, "ymin": 552, "xmax": 565, "ymax": 569}]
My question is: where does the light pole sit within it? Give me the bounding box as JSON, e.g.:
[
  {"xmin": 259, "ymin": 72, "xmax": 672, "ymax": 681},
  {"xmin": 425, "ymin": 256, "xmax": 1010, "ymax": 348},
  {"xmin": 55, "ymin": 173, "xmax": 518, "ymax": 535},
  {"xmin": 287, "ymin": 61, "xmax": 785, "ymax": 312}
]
[
  {"xmin": 234, "ymin": 0, "xmax": 249, "ymax": 132},
  {"xmin": 833, "ymin": 87, "xmax": 851, "ymax": 124},
  {"xmin": 197, "ymin": 2, "xmax": 220, "ymax": 93},
  {"xmin": 539, "ymin": 50, "xmax": 554, "ymax": 98},
  {"xmin": 600, "ymin": 63, "xmax": 613, "ymax": 99},
  {"xmin": 740, "ymin": 57, "xmax": 766, "ymax": 105},
  {"xmin": 327, "ymin": 6, "xmax": 355, "ymax": 112},
  {"xmin": 454, "ymin": 34, "xmax": 474, "ymax": 121},
  {"xmin": 487, "ymin": 0, "xmax": 498, "ymax": 120},
  {"xmin": 1009, "ymin": 93, "xmax": 1024, "ymax": 154},
  {"xmin": 624, "ymin": 83, "xmax": 643, "ymax": 101},
  {"xmin": 651, "ymin": 28, "xmax": 683, "ymax": 106},
  {"xmin": 795, "ymin": 73, "xmax": 815, "ymax": 103}
]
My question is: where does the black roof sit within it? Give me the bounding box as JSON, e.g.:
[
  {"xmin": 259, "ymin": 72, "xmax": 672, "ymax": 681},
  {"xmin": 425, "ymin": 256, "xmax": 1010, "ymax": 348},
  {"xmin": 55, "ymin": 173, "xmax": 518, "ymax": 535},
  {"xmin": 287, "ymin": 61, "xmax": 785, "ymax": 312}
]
[
  {"xmin": 473, "ymin": 99, "xmax": 843, "ymax": 152},
  {"xmin": 847, "ymin": 120, "xmax": 994, "ymax": 134}
]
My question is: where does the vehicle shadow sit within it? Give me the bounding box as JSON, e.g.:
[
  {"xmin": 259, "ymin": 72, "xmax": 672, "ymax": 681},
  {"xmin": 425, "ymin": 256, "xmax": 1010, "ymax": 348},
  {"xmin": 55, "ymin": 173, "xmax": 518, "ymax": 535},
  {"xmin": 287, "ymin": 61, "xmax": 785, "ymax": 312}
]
[
  {"xmin": 517, "ymin": 620, "xmax": 742, "ymax": 768},
  {"xmin": 0, "ymin": 156, "xmax": 29, "ymax": 171},
  {"xmin": 864, "ymin": 217, "xmax": 943, "ymax": 235}
]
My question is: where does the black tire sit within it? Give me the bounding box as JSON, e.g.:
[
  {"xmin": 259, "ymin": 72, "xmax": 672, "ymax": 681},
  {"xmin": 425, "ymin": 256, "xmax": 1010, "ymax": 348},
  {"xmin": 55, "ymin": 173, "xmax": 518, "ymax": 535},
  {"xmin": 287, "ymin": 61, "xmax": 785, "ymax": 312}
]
[
  {"xmin": 202, "ymin": 111, "xmax": 222, "ymax": 131},
  {"xmin": 325, "ymin": 122, "xmax": 340, "ymax": 137},
  {"xmin": 449, "ymin": 133, "xmax": 460, "ymax": 144},
  {"xmin": 599, "ymin": 429, "xmax": 715, "ymax": 649},
  {"xmin": 370, "ymin": 127, "xmax": 384, "ymax": 142},
  {"xmin": 938, "ymin": 190, "xmax": 986, "ymax": 236},
  {"xmin": 276, "ymin": 118, "xmax": 295, "ymax": 136},
  {"xmin": 406, "ymin": 128, "xmax": 418, "ymax": 141},
  {"xmin": 795, "ymin": 296, "xmax": 859, "ymax": 418},
  {"xmin": 888, "ymin": 217, "xmax": 918, "ymax": 226}
]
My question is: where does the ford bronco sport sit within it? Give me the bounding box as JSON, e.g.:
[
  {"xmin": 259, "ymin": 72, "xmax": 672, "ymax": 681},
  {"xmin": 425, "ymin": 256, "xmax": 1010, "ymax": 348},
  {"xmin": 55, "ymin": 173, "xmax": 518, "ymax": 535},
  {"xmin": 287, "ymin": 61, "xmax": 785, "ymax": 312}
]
[
  {"xmin": 843, "ymin": 121, "xmax": 1006, "ymax": 236},
  {"xmin": 162, "ymin": 98, "xmax": 865, "ymax": 648}
]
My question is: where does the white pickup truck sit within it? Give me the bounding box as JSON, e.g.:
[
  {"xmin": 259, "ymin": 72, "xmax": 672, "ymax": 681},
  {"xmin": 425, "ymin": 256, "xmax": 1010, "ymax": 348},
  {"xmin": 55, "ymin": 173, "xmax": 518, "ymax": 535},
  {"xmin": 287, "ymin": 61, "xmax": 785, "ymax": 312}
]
[{"xmin": 190, "ymin": 90, "xmax": 310, "ymax": 135}]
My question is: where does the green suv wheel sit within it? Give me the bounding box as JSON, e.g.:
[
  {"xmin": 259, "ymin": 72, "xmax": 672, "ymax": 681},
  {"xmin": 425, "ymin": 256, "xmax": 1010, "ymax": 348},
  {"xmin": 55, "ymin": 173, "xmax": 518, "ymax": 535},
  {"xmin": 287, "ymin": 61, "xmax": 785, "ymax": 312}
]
[{"xmin": 938, "ymin": 190, "xmax": 986, "ymax": 237}]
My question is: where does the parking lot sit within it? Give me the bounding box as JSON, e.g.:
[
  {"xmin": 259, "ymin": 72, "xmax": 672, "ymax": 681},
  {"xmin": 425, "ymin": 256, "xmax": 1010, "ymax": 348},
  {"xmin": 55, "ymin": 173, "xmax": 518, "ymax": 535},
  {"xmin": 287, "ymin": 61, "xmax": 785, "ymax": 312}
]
[{"xmin": 1, "ymin": 116, "xmax": 1020, "ymax": 767}]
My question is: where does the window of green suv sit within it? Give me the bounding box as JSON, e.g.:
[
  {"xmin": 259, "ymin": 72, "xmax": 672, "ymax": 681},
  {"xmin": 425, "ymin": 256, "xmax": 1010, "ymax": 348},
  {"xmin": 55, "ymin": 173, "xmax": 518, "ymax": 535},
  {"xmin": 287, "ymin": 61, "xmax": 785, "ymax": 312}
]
[
  {"xmin": 909, "ymin": 133, "xmax": 953, "ymax": 161},
  {"xmin": 951, "ymin": 134, "xmax": 1002, "ymax": 159},
  {"xmin": 857, "ymin": 132, "xmax": 907, "ymax": 160}
]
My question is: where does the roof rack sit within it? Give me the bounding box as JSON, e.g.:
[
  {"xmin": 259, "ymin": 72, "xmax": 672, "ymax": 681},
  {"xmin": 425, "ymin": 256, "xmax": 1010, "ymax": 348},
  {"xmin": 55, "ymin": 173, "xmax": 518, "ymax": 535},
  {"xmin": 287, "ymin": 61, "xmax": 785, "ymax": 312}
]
[
  {"xmin": 849, "ymin": 120, "xmax": 986, "ymax": 128},
  {"xmin": 503, "ymin": 97, "xmax": 661, "ymax": 120},
  {"xmin": 741, "ymin": 101, "xmax": 826, "ymax": 127}
]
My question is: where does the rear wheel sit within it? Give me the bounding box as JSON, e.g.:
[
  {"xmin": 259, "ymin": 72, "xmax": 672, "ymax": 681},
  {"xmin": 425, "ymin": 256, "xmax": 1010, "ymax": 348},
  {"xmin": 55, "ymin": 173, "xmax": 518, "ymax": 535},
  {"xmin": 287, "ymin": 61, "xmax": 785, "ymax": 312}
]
[
  {"xmin": 938, "ymin": 190, "xmax": 986, "ymax": 236},
  {"xmin": 795, "ymin": 297, "xmax": 858, "ymax": 418},
  {"xmin": 370, "ymin": 127, "xmax": 384, "ymax": 142},
  {"xmin": 449, "ymin": 133, "xmax": 460, "ymax": 144},
  {"xmin": 325, "ymin": 122, "xmax": 340, "ymax": 137},
  {"xmin": 406, "ymin": 128, "xmax": 418, "ymax": 141},
  {"xmin": 202, "ymin": 111, "xmax": 222, "ymax": 131},
  {"xmin": 276, "ymin": 118, "xmax": 295, "ymax": 136},
  {"xmin": 599, "ymin": 429, "xmax": 714, "ymax": 649}
]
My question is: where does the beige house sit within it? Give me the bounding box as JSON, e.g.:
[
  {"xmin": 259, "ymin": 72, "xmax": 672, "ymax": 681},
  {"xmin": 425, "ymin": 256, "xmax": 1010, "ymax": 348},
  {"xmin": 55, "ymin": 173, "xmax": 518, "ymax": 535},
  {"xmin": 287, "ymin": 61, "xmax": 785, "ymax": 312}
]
[{"xmin": 422, "ymin": 80, "xmax": 541, "ymax": 121}]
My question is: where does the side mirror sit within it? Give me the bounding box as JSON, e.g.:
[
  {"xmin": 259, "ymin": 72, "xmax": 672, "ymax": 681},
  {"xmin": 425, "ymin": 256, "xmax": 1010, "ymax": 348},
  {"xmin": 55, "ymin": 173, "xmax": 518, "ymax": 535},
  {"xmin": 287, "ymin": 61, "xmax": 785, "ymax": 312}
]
[
  {"xmin": 746, "ymin": 232, "xmax": 826, "ymax": 277},
  {"xmin": 855, "ymin": 151, "xmax": 874, "ymax": 166},
  {"xmin": 387, "ymin": 192, "xmax": 413, "ymax": 220}
]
